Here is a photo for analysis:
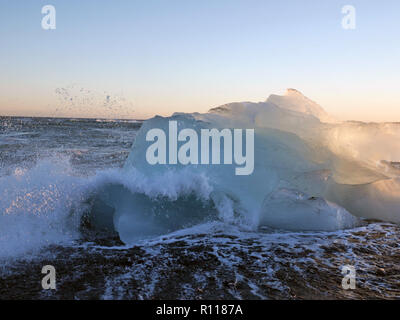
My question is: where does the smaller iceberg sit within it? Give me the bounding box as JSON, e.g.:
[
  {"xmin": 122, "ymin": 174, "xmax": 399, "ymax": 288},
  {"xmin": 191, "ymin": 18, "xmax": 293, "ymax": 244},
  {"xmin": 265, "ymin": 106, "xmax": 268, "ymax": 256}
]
[{"xmin": 260, "ymin": 188, "xmax": 361, "ymax": 231}]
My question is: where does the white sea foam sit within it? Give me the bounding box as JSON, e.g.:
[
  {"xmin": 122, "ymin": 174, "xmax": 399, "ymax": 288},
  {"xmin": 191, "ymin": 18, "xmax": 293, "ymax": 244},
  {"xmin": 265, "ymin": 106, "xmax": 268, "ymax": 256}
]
[{"xmin": 0, "ymin": 159, "xmax": 86, "ymax": 258}]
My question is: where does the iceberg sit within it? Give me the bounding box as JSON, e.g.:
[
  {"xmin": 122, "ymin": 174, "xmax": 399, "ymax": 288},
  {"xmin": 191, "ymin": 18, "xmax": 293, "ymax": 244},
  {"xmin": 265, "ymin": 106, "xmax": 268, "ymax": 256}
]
[{"xmin": 88, "ymin": 89, "xmax": 400, "ymax": 242}]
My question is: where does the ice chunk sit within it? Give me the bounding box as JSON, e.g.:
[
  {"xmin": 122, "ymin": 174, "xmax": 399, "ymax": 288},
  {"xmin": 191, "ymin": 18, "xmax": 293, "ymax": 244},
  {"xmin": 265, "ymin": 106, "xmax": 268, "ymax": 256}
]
[
  {"xmin": 89, "ymin": 89, "xmax": 400, "ymax": 241},
  {"xmin": 267, "ymin": 88, "xmax": 337, "ymax": 123},
  {"xmin": 260, "ymin": 189, "xmax": 360, "ymax": 231}
]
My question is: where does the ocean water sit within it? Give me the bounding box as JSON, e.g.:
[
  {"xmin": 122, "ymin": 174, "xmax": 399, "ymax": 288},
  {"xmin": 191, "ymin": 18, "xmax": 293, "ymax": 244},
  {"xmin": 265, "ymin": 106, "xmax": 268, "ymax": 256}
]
[
  {"xmin": 0, "ymin": 116, "xmax": 141, "ymax": 257},
  {"xmin": 0, "ymin": 108, "xmax": 400, "ymax": 299}
]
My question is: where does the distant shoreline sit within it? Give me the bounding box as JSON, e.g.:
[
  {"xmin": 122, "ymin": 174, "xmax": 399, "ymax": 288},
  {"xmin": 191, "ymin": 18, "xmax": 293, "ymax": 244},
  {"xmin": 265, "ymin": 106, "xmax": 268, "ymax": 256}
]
[{"xmin": 0, "ymin": 115, "xmax": 146, "ymax": 122}]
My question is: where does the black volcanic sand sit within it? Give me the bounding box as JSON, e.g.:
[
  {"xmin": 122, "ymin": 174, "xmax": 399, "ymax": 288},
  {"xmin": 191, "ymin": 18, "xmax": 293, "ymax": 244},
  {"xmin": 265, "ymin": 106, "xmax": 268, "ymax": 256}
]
[{"xmin": 1, "ymin": 222, "xmax": 400, "ymax": 300}]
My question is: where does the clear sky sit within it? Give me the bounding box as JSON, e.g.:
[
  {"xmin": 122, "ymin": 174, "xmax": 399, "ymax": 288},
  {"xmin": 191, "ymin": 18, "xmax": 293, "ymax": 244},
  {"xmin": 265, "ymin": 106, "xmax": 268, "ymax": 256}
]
[{"xmin": 0, "ymin": 0, "xmax": 399, "ymax": 121}]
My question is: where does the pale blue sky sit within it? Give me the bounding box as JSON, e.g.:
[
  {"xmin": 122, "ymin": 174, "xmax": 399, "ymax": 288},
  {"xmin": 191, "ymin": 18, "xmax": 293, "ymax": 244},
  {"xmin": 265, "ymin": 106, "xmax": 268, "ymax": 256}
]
[{"xmin": 0, "ymin": 0, "xmax": 399, "ymax": 120}]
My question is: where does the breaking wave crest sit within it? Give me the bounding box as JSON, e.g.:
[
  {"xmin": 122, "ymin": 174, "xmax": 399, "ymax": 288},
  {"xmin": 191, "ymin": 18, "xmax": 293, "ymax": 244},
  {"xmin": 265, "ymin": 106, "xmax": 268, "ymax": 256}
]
[{"xmin": 0, "ymin": 158, "xmax": 235, "ymax": 257}]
